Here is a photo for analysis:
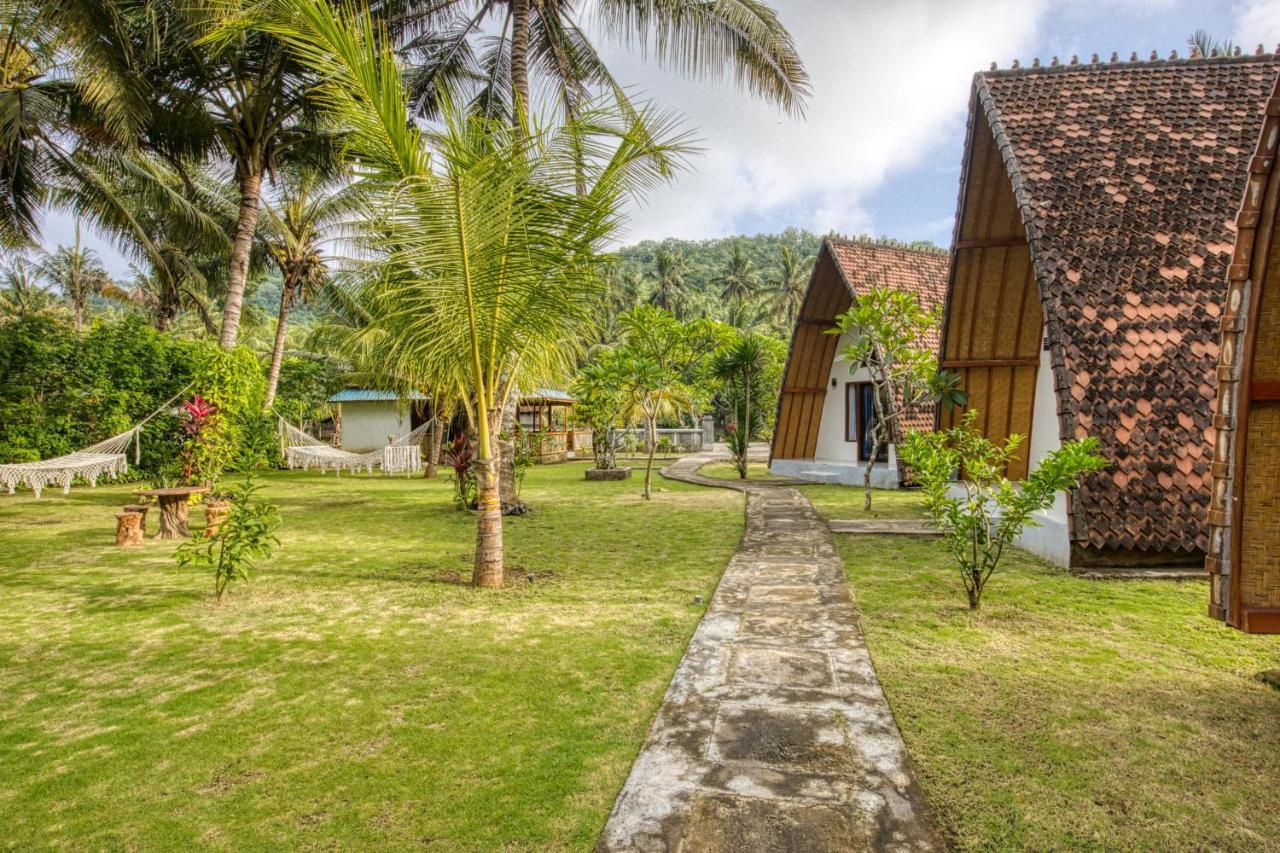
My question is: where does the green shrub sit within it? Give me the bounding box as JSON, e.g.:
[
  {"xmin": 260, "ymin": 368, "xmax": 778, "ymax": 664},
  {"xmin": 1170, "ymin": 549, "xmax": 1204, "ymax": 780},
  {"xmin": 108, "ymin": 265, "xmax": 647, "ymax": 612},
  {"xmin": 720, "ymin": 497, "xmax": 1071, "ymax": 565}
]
[{"xmin": 175, "ymin": 477, "xmax": 281, "ymax": 603}]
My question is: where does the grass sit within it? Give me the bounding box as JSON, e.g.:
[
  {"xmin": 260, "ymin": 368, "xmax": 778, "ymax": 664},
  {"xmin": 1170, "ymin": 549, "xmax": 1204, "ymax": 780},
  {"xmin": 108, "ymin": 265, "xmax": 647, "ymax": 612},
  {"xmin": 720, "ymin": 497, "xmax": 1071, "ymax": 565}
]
[
  {"xmin": 811, "ymin": 487, "xmax": 1280, "ymax": 851},
  {"xmin": 799, "ymin": 483, "xmax": 930, "ymax": 520},
  {"xmin": 0, "ymin": 463, "xmax": 743, "ymax": 850},
  {"xmin": 696, "ymin": 462, "xmax": 788, "ymax": 481}
]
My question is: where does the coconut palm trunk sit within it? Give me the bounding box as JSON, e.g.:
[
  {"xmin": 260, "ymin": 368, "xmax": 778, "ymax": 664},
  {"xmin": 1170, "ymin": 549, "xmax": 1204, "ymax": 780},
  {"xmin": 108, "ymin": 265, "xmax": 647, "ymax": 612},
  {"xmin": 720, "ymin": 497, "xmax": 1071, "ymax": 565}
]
[
  {"xmin": 220, "ymin": 170, "xmax": 264, "ymax": 348},
  {"xmin": 472, "ymin": 407, "xmax": 505, "ymax": 587},
  {"xmin": 425, "ymin": 418, "xmax": 443, "ymax": 478},
  {"xmin": 263, "ymin": 279, "xmax": 294, "ymax": 410},
  {"xmin": 510, "ymin": 0, "xmax": 532, "ymax": 110},
  {"xmin": 738, "ymin": 369, "xmax": 752, "ymax": 478}
]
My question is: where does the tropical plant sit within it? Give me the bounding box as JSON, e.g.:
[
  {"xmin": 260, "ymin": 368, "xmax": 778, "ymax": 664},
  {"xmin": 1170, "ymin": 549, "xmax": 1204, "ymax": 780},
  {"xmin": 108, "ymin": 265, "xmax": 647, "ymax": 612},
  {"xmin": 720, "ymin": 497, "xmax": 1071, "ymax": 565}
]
[
  {"xmin": 647, "ymin": 248, "xmax": 690, "ymax": 316},
  {"xmin": 175, "ymin": 476, "xmax": 281, "ymax": 603},
  {"xmin": 898, "ymin": 412, "xmax": 1107, "ymax": 609},
  {"xmin": 232, "ymin": 0, "xmax": 689, "ymax": 587},
  {"xmin": 1188, "ymin": 29, "xmax": 1235, "ymax": 58},
  {"xmin": 260, "ymin": 167, "xmax": 357, "ymax": 409},
  {"xmin": 613, "ymin": 305, "xmax": 720, "ymax": 497},
  {"xmin": 0, "ymin": 257, "xmax": 62, "ymax": 321},
  {"xmin": 178, "ymin": 394, "xmax": 222, "ymax": 486},
  {"xmin": 399, "ymin": 0, "xmax": 810, "ymax": 125},
  {"xmin": 36, "ymin": 223, "xmax": 113, "ymax": 333},
  {"xmin": 572, "ymin": 351, "xmax": 629, "ymax": 471},
  {"xmin": 716, "ymin": 241, "xmax": 761, "ymax": 324},
  {"xmin": 829, "ymin": 286, "xmax": 966, "ymax": 511},
  {"xmin": 56, "ymin": 151, "xmax": 235, "ymax": 333},
  {"xmin": 442, "ymin": 433, "xmax": 477, "ymax": 510},
  {"xmin": 709, "ymin": 333, "xmax": 770, "ymax": 478},
  {"xmin": 771, "ymin": 244, "xmax": 808, "ymax": 330}
]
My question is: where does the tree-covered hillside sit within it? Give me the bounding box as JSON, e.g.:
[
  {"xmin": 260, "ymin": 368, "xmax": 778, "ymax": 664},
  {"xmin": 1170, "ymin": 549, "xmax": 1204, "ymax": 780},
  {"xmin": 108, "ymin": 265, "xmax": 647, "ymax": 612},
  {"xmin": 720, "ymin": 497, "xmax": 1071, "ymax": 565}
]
[{"xmin": 606, "ymin": 228, "xmax": 943, "ymax": 338}]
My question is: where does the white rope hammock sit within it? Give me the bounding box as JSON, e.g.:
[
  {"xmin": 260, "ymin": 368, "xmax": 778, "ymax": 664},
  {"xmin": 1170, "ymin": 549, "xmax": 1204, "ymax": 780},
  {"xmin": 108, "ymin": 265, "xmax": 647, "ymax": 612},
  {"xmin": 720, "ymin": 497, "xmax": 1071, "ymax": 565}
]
[
  {"xmin": 0, "ymin": 385, "xmax": 192, "ymax": 498},
  {"xmin": 281, "ymin": 418, "xmax": 433, "ymax": 477}
]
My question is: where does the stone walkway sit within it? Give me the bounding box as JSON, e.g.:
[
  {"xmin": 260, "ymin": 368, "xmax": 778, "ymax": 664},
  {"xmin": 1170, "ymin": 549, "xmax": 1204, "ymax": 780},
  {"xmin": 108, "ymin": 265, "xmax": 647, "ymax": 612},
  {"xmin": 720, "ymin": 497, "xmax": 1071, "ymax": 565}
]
[{"xmin": 597, "ymin": 450, "xmax": 938, "ymax": 852}]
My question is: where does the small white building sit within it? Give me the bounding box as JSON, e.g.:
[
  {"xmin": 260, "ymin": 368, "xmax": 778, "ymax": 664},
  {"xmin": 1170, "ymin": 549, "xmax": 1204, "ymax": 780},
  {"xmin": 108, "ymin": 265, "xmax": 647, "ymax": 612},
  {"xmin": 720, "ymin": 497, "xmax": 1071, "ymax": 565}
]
[
  {"xmin": 769, "ymin": 237, "xmax": 950, "ymax": 487},
  {"xmin": 328, "ymin": 389, "xmax": 427, "ymax": 453}
]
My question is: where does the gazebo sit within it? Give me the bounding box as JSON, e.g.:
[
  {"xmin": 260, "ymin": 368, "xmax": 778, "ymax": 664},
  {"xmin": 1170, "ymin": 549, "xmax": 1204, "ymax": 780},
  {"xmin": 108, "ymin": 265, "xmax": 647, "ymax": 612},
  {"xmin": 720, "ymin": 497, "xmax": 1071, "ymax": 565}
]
[{"xmin": 518, "ymin": 388, "xmax": 590, "ymax": 464}]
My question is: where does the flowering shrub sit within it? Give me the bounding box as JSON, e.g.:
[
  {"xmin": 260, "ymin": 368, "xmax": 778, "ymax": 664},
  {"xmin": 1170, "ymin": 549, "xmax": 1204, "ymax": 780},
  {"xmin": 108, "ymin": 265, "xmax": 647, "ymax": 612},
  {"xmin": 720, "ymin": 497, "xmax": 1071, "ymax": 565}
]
[{"xmin": 178, "ymin": 395, "xmax": 231, "ymax": 487}]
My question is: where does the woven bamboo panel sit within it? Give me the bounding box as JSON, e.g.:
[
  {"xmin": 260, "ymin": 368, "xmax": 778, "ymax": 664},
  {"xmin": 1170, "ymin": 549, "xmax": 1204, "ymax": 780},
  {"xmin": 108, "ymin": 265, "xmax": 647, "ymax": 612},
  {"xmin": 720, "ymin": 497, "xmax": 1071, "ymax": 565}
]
[
  {"xmin": 1240, "ymin": 401, "xmax": 1280, "ymax": 607},
  {"xmin": 1252, "ymin": 225, "xmax": 1280, "ymax": 380}
]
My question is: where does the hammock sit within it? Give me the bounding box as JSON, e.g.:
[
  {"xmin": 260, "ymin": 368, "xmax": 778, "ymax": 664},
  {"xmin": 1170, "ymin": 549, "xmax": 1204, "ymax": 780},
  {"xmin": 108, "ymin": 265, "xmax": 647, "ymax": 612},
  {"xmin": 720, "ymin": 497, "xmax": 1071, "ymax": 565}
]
[
  {"xmin": 281, "ymin": 419, "xmax": 433, "ymax": 476},
  {"xmin": 0, "ymin": 385, "xmax": 191, "ymax": 498}
]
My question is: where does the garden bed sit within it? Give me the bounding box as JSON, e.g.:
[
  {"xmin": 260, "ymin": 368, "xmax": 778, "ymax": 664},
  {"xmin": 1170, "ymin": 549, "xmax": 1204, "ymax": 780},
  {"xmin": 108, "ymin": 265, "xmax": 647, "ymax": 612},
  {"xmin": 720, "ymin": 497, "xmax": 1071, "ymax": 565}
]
[
  {"xmin": 0, "ymin": 463, "xmax": 743, "ymax": 848},
  {"xmin": 808, "ymin": 487, "xmax": 1280, "ymax": 850}
]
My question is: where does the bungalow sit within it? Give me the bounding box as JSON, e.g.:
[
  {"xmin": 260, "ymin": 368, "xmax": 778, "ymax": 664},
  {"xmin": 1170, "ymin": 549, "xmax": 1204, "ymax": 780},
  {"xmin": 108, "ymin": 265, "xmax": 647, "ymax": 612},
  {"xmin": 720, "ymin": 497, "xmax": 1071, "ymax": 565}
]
[
  {"xmin": 769, "ymin": 237, "xmax": 949, "ymax": 486},
  {"xmin": 938, "ymin": 51, "xmax": 1280, "ymax": 571},
  {"xmin": 328, "ymin": 387, "xmax": 589, "ymax": 463},
  {"xmin": 1206, "ymin": 71, "xmax": 1280, "ymax": 633}
]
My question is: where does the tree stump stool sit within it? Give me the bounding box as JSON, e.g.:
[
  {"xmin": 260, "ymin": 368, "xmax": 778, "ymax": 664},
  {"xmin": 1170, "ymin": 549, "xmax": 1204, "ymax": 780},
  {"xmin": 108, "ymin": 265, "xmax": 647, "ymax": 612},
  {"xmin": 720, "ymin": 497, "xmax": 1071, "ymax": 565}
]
[
  {"xmin": 115, "ymin": 511, "xmax": 144, "ymax": 547},
  {"xmin": 123, "ymin": 503, "xmax": 151, "ymax": 535}
]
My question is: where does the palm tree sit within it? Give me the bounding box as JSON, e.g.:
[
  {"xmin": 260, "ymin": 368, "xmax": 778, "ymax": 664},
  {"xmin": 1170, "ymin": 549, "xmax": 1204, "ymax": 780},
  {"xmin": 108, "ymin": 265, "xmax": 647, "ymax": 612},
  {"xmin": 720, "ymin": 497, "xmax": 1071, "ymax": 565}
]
[
  {"xmin": 0, "ymin": 256, "xmax": 62, "ymax": 321},
  {"xmin": 57, "ymin": 150, "xmax": 235, "ymax": 332},
  {"xmin": 399, "ymin": 0, "xmax": 809, "ymax": 124},
  {"xmin": 710, "ymin": 334, "xmax": 767, "ymax": 478},
  {"xmin": 717, "ymin": 242, "xmax": 760, "ymax": 316},
  {"xmin": 260, "ymin": 169, "xmax": 358, "ymax": 410},
  {"xmin": 1188, "ymin": 30, "xmax": 1235, "ymax": 58},
  {"xmin": 36, "ymin": 223, "xmax": 113, "ymax": 332},
  {"xmin": 248, "ymin": 0, "xmax": 688, "ymax": 587},
  {"xmin": 647, "ymin": 249, "xmax": 689, "ymax": 315},
  {"xmin": 771, "ymin": 244, "xmax": 807, "ymax": 331}
]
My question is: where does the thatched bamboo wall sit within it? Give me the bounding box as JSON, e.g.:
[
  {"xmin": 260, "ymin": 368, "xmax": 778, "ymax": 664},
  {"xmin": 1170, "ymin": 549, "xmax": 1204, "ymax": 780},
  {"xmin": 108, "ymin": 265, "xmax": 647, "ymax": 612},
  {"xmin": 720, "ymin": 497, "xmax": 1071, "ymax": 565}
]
[{"xmin": 939, "ymin": 113, "xmax": 1042, "ymax": 481}]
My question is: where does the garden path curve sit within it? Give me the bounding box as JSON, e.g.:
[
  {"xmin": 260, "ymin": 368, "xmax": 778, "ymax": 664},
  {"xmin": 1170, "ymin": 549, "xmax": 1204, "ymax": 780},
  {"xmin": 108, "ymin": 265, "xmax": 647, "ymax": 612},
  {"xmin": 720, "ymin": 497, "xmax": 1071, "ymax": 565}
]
[{"xmin": 597, "ymin": 449, "xmax": 938, "ymax": 852}]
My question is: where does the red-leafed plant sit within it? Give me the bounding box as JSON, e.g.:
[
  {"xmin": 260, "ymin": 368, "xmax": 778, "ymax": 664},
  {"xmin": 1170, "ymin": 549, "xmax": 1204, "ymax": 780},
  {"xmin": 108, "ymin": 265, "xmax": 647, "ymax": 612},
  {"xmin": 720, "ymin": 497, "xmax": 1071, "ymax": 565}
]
[
  {"xmin": 178, "ymin": 395, "xmax": 228, "ymax": 487},
  {"xmin": 442, "ymin": 434, "xmax": 477, "ymax": 510}
]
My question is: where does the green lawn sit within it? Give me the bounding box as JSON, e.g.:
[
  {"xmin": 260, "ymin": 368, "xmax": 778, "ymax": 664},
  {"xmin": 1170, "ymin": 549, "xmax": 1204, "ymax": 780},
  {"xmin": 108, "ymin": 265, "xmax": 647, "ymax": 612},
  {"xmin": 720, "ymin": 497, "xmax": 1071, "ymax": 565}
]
[
  {"xmin": 812, "ymin": 487, "xmax": 1280, "ymax": 851},
  {"xmin": 799, "ymin": 483, "xmax": 930, "ymax": 520},
  {"xmin": 0, "ymin": 464, "xmax": 743, "ymax": 850},
  {"xmin": 696, "ymin": 461, "xmax": 788, "ymax": 481}
]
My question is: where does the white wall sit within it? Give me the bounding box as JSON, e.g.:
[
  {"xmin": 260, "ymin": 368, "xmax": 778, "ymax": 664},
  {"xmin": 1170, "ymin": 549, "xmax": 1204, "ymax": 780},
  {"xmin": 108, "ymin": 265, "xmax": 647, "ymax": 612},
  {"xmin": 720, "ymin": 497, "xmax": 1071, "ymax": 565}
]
[
  {"xmin": 770, "ymin": 331, "xmax": 901, "ymax": 487},
  {"xmin": 1017, "ymin": 343, "xmax": 1071, "ymax": 566},
  {"xmin": 814, "ymin": 332, "xmax": 874, "ymax": 463},
  {"xmin": 340, "ymin": 401, "xmax": 410, "ymax": 452}
]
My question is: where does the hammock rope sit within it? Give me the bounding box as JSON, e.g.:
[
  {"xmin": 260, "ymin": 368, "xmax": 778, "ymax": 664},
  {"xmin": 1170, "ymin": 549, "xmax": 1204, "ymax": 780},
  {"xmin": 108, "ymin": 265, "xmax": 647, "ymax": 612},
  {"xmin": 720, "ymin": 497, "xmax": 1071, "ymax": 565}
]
[
  {"xmin": 0, "ymin": 383, "xmax": 193, "ymax": 498},
  {"xmin": 281, "ymin": 418, "xmax": 435, "ymax": 477}
]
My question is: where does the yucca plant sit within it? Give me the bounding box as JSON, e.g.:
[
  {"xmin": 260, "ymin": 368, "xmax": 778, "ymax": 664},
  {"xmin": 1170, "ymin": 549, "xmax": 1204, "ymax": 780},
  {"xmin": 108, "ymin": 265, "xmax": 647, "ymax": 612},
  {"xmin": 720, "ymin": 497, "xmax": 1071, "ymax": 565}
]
[{"xmin": 225, "ymin": 0, "xmax": 690, "ymax": 586}]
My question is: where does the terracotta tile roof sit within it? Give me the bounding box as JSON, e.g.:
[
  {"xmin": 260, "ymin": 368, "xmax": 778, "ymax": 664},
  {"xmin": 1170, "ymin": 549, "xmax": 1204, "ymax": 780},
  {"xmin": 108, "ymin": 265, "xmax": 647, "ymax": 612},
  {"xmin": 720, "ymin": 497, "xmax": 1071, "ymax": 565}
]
[
  {"xmin": 973, "ymin": 55, "xmax": 1280, "ymax": 553},
  {"xmin": 825, "ymin": 238, "xmax": 949, "ymax": 434}
]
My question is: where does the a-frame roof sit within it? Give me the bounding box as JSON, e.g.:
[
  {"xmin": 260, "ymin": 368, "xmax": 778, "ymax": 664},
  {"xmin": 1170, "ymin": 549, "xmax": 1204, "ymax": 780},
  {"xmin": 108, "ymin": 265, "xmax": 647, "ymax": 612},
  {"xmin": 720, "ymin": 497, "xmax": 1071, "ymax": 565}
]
[
  {"xmin": 964, "ymin": 53, "xmax": 1280, "ymax": 554},
  {"xmin": 770, "ymin": 237, "xmax": 949, "ymax": 461}
]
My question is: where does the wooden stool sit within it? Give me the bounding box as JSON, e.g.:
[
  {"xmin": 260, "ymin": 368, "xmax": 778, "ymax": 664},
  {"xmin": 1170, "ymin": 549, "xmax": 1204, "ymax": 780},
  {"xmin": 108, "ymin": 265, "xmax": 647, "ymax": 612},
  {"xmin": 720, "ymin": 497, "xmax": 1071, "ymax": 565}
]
[
  {"xmin": 115, "ymin": 511, "xmax": 144, "ymax": 547},
  {"xmin": 123, "ymin": 503, "xmax": 151, "ymax": 535}
]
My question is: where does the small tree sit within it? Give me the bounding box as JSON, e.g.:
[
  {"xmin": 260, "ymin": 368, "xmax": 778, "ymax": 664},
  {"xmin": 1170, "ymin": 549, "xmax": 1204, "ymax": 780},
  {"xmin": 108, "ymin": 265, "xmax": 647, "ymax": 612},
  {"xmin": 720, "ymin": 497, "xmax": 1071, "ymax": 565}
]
[
  {"xmin": 710, "ymin": 334, "xmax": 770, "ymax": 478},
  {"xmin": 176, "ymin": 478, "xmax": 281, "ymax": 603},
  {"xmin": 614, "ymin": 306, "xmax": 720, "ymax": 498},
  {"xmin": 573, "ymin": 353, "xmax": 629, "ymax": 472},
  {"xmin": 898, "ymin": 412, "xmax": 1107, "ymax": 609},
  {"xmin": 829, "ymin": 287, "xmax": 964, "ymax": 511}
]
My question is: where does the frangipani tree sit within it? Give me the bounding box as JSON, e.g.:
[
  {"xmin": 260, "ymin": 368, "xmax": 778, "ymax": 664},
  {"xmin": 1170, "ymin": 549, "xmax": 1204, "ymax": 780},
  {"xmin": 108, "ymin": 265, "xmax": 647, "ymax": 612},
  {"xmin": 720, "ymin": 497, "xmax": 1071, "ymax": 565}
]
[
  {"xmin": 829, "ymin": 286, "xmax": 965, "ymax": 511},
  {"xmin": 233, "ymin": 0, "xmax": 688, "ymax": 587}
]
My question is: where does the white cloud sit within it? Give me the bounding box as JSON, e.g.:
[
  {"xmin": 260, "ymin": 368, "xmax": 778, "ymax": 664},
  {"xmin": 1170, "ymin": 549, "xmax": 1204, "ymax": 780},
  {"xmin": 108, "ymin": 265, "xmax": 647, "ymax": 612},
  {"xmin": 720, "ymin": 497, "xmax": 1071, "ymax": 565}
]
[
  {"xmin": 1234, "ymin": 0, "xmax": 1280, "ymax": 47},
  {"xmin": 594, "ymin": 0, "xmax": 1047, "ymax": 244}
]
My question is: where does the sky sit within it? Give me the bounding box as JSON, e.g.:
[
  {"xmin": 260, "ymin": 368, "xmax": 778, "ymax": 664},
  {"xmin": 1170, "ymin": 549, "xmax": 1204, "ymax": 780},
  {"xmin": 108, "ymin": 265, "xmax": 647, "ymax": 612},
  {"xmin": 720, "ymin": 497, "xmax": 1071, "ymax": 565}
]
[{"xmin": 39, "ymin": 0, "xmax": 1280, "ymax": 277}]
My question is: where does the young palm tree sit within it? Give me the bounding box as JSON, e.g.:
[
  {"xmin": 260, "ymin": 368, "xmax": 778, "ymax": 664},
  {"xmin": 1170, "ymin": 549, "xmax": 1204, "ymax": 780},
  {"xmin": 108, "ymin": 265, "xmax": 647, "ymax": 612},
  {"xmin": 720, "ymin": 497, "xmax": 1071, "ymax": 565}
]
[
  {"xmin": 771, "ymin": 244, "xmax": 808, "ymax": 331},
  {"xmin": 647, "ymin": 248, "xmax": 689, "ymax": 316},
  {"xmin": 0, "ymin": 257, "xmax": 62, "ymax": 321},
  {"xmin": 398, "ymin": 0, "xmax": 809, "ymax": 122},
  {"xmin": 260, "ymin": 169, "xmax": 359, "ymax": 409},
  {"xmin": 242, "ymin": 0, "xmax": 688, "ymax": 587},
  {"xmin": 710, "ymin": 334, "xmax": 767, "ymax": 478},
  {"xmin": 36, "ymin": 223, "xmax": 113, "ymax": 333},
  {"xmin": 717, "ymin": 242, "xmax": 760, "ymax": 304}
]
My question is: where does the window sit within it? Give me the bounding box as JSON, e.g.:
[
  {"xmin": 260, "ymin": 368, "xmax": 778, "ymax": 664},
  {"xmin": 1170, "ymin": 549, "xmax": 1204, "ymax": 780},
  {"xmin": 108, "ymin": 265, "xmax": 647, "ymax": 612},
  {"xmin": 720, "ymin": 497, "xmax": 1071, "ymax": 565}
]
[{"xmin": 846, "ymin": 382, "xmax": 887, "ymax": 462}]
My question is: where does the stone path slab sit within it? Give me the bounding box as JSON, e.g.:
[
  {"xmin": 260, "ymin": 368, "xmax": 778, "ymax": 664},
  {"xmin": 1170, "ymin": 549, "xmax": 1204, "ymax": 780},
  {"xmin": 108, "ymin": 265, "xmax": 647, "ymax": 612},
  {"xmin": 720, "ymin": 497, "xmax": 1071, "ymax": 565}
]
[
  {"xmin": 597, "ymin": 450, "xmax": 938, "ymax": 852},
  {"xmin": 827, "ymin": 519, "xmax": 941, "ymax": 536}
]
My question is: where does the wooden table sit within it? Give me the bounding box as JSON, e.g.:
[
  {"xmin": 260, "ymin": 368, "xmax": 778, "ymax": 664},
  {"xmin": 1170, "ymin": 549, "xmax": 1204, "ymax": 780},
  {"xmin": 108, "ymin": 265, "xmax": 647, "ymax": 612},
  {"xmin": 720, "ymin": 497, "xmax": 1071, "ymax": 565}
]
[{"xmin": 133, "ymin": 486, "xmax": 210, "ymax": 539}]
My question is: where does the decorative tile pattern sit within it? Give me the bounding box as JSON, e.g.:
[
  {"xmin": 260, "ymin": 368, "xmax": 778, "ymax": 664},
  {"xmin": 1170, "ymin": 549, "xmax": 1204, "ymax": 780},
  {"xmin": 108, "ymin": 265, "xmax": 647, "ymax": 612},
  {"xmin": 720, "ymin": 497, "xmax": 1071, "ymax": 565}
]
[{"xmin": 974, "ymin": 55, "xmax": 1280, "ymax": 554}]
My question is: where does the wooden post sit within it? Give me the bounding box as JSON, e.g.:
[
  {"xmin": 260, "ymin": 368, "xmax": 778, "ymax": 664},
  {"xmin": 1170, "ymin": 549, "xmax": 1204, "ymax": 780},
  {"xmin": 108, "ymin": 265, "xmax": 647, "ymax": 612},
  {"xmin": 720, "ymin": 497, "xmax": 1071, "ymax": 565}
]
[{"xmin": 115, "ymin": 511, "xmax": 144, "ymax": 547}]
